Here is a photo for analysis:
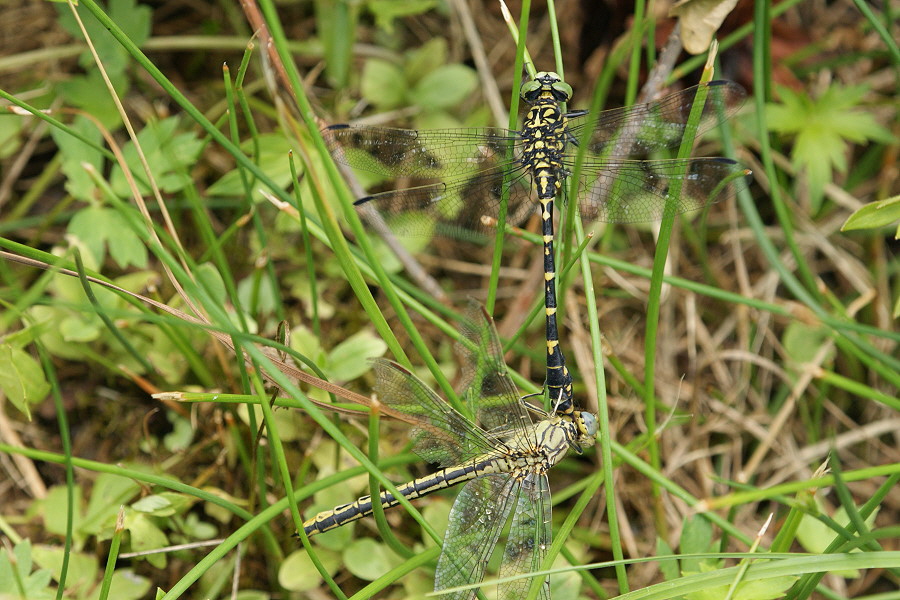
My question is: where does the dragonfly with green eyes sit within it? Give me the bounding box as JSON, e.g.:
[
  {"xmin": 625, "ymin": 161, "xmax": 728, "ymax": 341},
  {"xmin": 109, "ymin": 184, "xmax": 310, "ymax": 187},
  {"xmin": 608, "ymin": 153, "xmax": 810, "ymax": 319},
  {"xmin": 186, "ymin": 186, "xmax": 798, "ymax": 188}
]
[
  {"xmin": 325, "ymin": 72, "xmax": 750, "ymax": 417},
  {"xmin": 302, "ymin": 303, "xmax": 598, "ymax": 599}
]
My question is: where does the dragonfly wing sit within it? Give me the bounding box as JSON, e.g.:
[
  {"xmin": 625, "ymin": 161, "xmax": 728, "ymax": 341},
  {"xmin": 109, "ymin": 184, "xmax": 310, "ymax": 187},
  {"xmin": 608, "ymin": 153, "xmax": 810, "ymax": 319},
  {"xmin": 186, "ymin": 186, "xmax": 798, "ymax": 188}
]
[
  {"xmin": 569, "ymin": 80, "xmax": 747, "ymax": 157},
  {"xmin": 370, "ymin": 358, "xmax": 499, "ymax": 466},
  {"xmin": 325, "ymin": 125, "xmax": 519, "ymax": 179},
  {"xmin": 457, "ymin": 302, "xmax": 533, "ymax": 438},
  {"xmin": 499, "ymin": 474, "xmax": 552, "ymax": 600},
  {"xmin": 572, "ymin": 157, "xmax": 750, "ymax": 224},
  {"xmin": 435, "ymin": 474, "xmax": 519, "ymax": 600},
  {"xmin": 354, "ymin": 165, "xmax": 536, "ymax": 239},
  {"xmin": 326, "ymin": 124, "xmax": 539, "ymax": 238}
]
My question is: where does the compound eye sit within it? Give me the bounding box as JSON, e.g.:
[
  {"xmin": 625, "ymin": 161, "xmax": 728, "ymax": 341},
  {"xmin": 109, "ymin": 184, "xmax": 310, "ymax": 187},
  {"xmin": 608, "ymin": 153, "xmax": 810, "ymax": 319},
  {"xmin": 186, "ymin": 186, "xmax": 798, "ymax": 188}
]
[
  {"xmin": 551, "ymin": 81, "xmax": 573, "ymax": 101},
  {"xmin": 580, "ymin": 412, "xmax": 598, "ymax": 437},
  {"xmin": 520, "ymin": 80, "xmax": 541, "ymax": 100}
]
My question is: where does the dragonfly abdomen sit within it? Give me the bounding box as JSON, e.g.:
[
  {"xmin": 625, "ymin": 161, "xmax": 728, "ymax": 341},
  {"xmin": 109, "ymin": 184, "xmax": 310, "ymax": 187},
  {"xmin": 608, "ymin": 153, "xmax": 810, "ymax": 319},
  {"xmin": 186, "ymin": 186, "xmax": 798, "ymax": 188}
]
[
  {"xmin": 302, "ymin": 454, "xmax": 512, "ymax": 537},
  {"xmin": 519, "ymin": 75, "xmax": 578, "ymax": 414}
]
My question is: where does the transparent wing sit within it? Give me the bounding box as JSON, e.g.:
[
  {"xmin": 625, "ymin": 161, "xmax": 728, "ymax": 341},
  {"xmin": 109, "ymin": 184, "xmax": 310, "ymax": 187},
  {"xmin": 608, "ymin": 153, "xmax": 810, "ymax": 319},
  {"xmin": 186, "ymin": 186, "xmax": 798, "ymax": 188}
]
[
  {"xmin": 326, "ymin": 82, "xmax": 744, "ymax": 179},
  {"xmin": 499, "ymin": 474, "xmax": 552, "ymax": 600},
  {"xmin": 352, "ymin": 166, "xmax": 535, "ymax": 239},
  {"xmin": 570, "ymin": 157, "xmax": 750, "ymax": 224},
  {"xmin": 355, "ymin": 154, "xmax": 748, "ymax": 236},
  {"xmin": 330, "ymin": 80, "xmax": 748, "ymax": 237},
  {"xmin": 570, "ymin": 80, "xmax": 747, "ymax": 157},
  {"xmin": 457, "ymin": 302, "xmax": 534, "ymax": 440},
  {"xmin": 435, "ymin": 474, "xmax": 519, "ymax": 600},
  {"xmin": 325, "ymin": 125, "xmax": 519, "ymax": 179},
  {"xmin": 370, "ymin": 358, "xmax": 500, "ymax": 466}
]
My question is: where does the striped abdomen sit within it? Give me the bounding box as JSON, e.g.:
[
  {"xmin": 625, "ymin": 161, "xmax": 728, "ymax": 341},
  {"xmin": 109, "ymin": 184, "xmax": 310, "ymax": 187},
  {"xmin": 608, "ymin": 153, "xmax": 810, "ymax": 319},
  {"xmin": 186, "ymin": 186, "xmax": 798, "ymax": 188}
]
[{"xmin": 303, "ymin": 453, "xmax": 516, "ymax": 536}]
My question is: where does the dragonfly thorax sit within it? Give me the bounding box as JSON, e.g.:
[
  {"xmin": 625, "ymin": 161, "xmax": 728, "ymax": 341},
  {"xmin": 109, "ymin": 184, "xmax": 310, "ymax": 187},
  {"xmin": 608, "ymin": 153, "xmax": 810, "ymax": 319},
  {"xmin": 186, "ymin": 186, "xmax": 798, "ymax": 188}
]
[
  {"xmin": 520, "ymin": 77, "xmax": 572, "ymax": 201},
  {"xmin": 522, "ymin": 414, "xmax": 592, "ymax": 470}
]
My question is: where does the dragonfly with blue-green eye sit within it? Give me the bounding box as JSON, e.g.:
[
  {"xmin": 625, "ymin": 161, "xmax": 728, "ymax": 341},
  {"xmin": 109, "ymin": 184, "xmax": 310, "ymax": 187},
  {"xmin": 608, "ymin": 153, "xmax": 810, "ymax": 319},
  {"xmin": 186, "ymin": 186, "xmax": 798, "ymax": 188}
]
[
  {"xmin": 325, "ymin": 72, "xmax": 750, "ymax": 416},
  {"xmin": 301, "ymin": 303, "xmax": 598, "ymax": 600}
]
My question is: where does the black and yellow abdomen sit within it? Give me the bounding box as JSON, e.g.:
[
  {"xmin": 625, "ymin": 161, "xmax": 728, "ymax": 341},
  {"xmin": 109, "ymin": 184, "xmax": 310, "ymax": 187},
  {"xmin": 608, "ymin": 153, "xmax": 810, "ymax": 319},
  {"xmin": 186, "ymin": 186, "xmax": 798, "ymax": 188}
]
[{"xmin": 518, "ymin": 72, "xmax": 577, "ymax": 413}]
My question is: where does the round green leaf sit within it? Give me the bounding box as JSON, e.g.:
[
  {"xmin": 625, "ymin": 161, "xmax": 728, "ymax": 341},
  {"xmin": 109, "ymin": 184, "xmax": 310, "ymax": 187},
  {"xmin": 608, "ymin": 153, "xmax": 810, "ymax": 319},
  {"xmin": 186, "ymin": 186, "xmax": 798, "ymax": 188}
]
[
  {"xmin": 326, "ymin": 330, "xmax": 388, "ymax": 381},
  {"xmin": 343, "ymin": 538, "xmax": 399, "ymax": 580},
  {"xmin": 278, "ymin": 548, "xmax": 341, "ymax": 591},
  {"xmin": 361, "ymin": 59, "xmax": 407, "ymax": 109},
  {"xmin": 411, "ymin": 64, "xmax": 478, "ymax": 110}
]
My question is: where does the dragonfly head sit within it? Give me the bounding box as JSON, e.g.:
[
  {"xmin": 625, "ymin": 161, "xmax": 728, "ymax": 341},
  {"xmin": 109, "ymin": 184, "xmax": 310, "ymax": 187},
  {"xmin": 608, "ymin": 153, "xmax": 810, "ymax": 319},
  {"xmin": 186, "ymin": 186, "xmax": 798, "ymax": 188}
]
[
  {"xmin": 560, "ymin": 410, "xmax": 598, "ymax": 454},
  {"xmin": 521, "ymin": 71, "xmax": 573, "ymax": 103},
  {"xmin": 574, "ymin": 411, "xmax": 598, "ymax": 447}
]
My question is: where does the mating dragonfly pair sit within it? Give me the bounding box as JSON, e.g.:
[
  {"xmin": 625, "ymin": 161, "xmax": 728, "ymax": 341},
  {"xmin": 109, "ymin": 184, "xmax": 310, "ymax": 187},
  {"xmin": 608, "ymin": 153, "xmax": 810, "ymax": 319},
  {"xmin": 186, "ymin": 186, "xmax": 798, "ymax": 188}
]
[
  {"xmin": 303, "ymin": 72, "xmax": 749, "ymax": 598},
  {"xmin": 326, "ymin": 72, "xmax": 749, "ymax": 415}
]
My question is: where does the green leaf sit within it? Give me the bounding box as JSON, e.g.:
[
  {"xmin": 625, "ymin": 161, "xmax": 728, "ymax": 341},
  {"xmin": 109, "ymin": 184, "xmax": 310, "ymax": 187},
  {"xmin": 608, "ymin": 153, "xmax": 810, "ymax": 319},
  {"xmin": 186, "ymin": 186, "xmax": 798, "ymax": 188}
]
[
  {"xmin": 0, "ymin": 343, "xmax": 51, "ymax": 419},
  {"xmin": 26, "ymin": 306, "xmax": 88, "ymax": 361},
  {"xmin": 238, "ymin": 272, "xmax": 278, "ymax": 316},
  {"xmin": 107, "ymin": 0, "xmax": 152, "ymax": 46},
  {"xmin": 278, "ymin": 548, "xmax": 341, "ymax": 591},
  {"xmin": 550, "ymin": 563, "xmax": 582, "ymax": 600},
  {"xmin": 232, "ymin": 591, "xmax": 271, "ymax": 600},
  {"xmin": 50, "ymin": 115, "xmax": 105, "ymax": 202},
  {"xmin": 31, "ymin": 545, "xmax": 98, "ymax": 598},
  {"xmin": 202, "ymin": 487, "xmax": 244, "ymax": 524},
  {"xmin": 679, "ymin": 515, "xmax": 715, "ymax": 574},
  {"xmin": 55, "ymin": 70, "xmax": 126, "ymax": 131},
  {"xmin": 289, "ymin": 325, "xmax": 326, "ymax": 369},
  {"xmin": 162, "ymin": 412, "xmax": 195, "ymax": 452},
  {"xmin": 366, "ymin": 0, "xmax": 438, "ymax": 33},
  {"xmin": 782, "ymin": 321, "xmax": 834, "ymax": 380},
  {"xmin": 767, "ymin": 84, "xmax": 897, "ymax": 212},
  {"xmin": 182, "ymin": 512, "xmax": 218, "ymax": 540},
  {"xmin": 361, "ymin": 59, "xmax": 407, "ymax": 110},
  {"xmin": 842, "ymin": 194, "xmax": 900, "ymax": 232},
  {"xmin": 59, "ymin": 312, "xmax": 103, "ymax": 344},
  {"xmin": 146, "ymin": 325, "xmax": 192, "ymax": 383},
  {"xmin": 732, "ymin": 576, "xmax": 797, "ymax": 600},
  {"xmin": 123, "ymin": 511, "xmax": 169, "ymax": 569},
  {"xmin": 410, "ymin": 64, "xmax": 478, "ymax": 110},
  {"xmin": 196, "ymin": 262, "xmax": 228, "ymax": 307},
  {"xmin": 56, "ymin": 0, "xmax": 150, "ymax": 77},
  {"xmin": 109, "ymin": 117, "xmax": 204, "ymax": 197},
  {"xmin": 325, "ymin": 330, "xmax": 388, "ymax": 381},
  {"xmin": 796, "ymin": 502, "xmax": 878, "ymax": 578},
  {"xmin": 343, "ymin": 538, "xmax": 400, "ymax": 580},
  {"xmin": 0, "ymin": 539, "xmax": 55, "ymax": 600},
  {"xmin": 104, "ymin": 569, "xmax": 153, "ymax": 600},
  {"xmin": 132, "ymin": 494, "xmax": 176, "ymax": 516},
  {"xmin": 405, "ymin": 38, "xmax": 448, "ymax": 83},
  {"xmin": 656, "ymin": 537, "xmax": 680, "ymax": 581},
  {"xmin": 791, "ymin": 126, "xmax": 842, "ymax": 211},
  {"xmin": 206, "ymin": 134, "xmax": 295, "ymax": 201},
  {"xmin": 68, "ymin": 206, "xmax": 148, "ymax": 268},
  {"xmin": 421, "ymin": 498, "xmax": 452, "ymax": 547},
  {"xmin": 687, "ymin": 575, "xmax": 797, "ymax": 600},
  {"xmin": 0, "ymin": 113, "xmax": 25, "ymax": 160},
  {"xmin": 42, "ymin": 484, "xmax": 85, "ymax": 538},
  {"xmin": 82, "ymin": 473, "xmax": 141, "ymax": 537}
]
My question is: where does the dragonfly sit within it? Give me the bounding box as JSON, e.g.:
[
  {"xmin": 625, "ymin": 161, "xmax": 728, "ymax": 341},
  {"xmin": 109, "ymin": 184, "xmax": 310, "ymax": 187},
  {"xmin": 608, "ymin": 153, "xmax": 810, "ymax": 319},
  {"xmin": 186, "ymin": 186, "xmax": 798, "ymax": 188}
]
[
  {"xmin": 302, "ymin": 303, "xmax": 598, "ymax": 600},
  {"xmin": 325, "ymin": 72, "xmax": 749, "ymax": 416}
]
